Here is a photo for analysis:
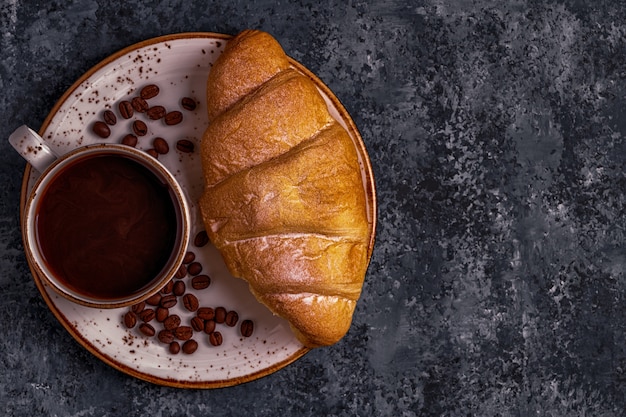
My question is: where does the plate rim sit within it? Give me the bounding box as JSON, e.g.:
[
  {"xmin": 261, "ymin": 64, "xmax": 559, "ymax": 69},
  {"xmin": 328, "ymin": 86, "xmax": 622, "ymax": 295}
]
[{"xmin": 17, "ymin": 31, "xmax": 377, "ymax": 388}]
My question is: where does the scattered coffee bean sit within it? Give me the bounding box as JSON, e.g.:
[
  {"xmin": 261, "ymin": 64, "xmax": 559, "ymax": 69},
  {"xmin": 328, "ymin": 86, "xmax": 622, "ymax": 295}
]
[
  {"xmin": 196, "ymin": 307, "xmax": 215, "ymax": 321},
  {"xmin": 240, "ymin": 320, "xmax": 254, "ymax": 337},
  {"xmin": 191, "ymin": 317, "xmax": 205, "ymax": 332},
  {"xmin": 209, "ymin": 331, "xmax": 223, "ymax": 346},
  {"xmin": 139, "ymin": 308, "xmax": 155, "ymax": 323},
  {"xmin": 131, "ymin": 301, "xmax": 145, "ymax": 314},
  {"xmin": 140, "ymin": 84, "xmax": 160, "ymax": 100},
  {"xmin": 176, "ymin": 139, "xmax": 194, "ymax": 153},
  {"xmin": 183, "ymin": 251, "xmax": 196, "ymax": 264},
  {"xmin": 203, "ymin": 319, "xmax": 216, "ymax": 334},
  {"xmin": 215, "ymin": 307, "xmax": 227, "ymax": 324},
  {"xmin": 147, "ymin": 105, "xmax": 166, "ymax": 120},
  {"xmin": 160, "ymin": 279, "xmax": 174, "ymax": 294},
  {"xmin": 182, "ymin": 339, "xmax": 198, "ymax": 354},
  {"xmin": 156, "ymin": 307, "xmax": 169, "ymax": 322},
  {"xmin": 163, "ymin": 314, "xmax": 181, "ymax": 330},
  {"xmin": 173, "ymin": 280, "xmax": 185, "ymax": 296},
  {"xmin": 124, "ymin": 311, "xmax": 137, "ymax": 328},
  {"xmin": 194, "ymin": 230, "xmax": 209, "ymax": 247},
  {"xmin": 174, "ymin": 264, "xmax": 187, "ymax": 279},
  {"xmin": 153, "ymin": 137, "xmax": 169, "ymax": 154},
  {"xmin": 92, "ymin": 121, "xmax": 111, "ymax": 138},
  {"xmin": 158, "ymin": 329, "xmax": 175, "ymax": 344},
  {"xmin": 160, "ymin": 294, "xmax": 177, "ymax": 309},
  {"xmin": 139, "ymin": 323, "xmax": 155, "ymax": 337},
  {"xmin": 131, "ymin": 96, "xmax": 149, "ymax": 112},
  {"xmin": 187, "ymin": 262, "xmax": 202, "ymax": 276},
  {"xmin": 169, "ymin": 341, "xmax": 180, "ymax": 354},
  {"xmin": 225, "ymin": 310, "xmax": 239, "ymax": 327},
  {"xmin": 181, "ymin": 97, "xmax": 197, "ymax": 111},
  {"xmin": 146, "ymin": 293, "xmax": 162, "ymax": 306},
  {"xmin": 118, "ymin": 100, "xmax": 134, "ymax": 119},
  {"xmin": 108, "ymin": 85, "xmax": 259, "ymax": 355},
  {"xmin": 121, "ymin": 133, "xmax": 138, "ymax": 147},
  {"xmin": 103, "ymin": 110, "xmax": 117, "ymax": 125},
  {"xmin": 164, "ymin": 110, "xmax": 183, "ymax": 125},
  {"xmin": 182, "ymin": 293, "xmax": 199, "ymax": 312},
  {"xmin": 191, "ymin": 275, "xmax": 211, "ymax": 290},
  {"xmin": 174, "ymin": 326, "xmax": 193, "ymax": 341},
  {"xmin": 132, "ymin": 120, "xmax": 148, "ymax": 136}
]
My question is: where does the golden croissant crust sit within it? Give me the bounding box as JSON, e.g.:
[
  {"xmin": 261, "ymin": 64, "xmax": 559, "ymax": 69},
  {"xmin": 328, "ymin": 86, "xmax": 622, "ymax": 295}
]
[{"xmin": 199, "ymin": 30, "xmax": 372, "ymax": 347}]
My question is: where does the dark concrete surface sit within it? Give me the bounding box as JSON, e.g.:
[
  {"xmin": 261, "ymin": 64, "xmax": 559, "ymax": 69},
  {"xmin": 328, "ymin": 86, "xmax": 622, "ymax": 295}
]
[{"xmin": 1, "ymin": 0, "xmax": 625, "ymax": 415}]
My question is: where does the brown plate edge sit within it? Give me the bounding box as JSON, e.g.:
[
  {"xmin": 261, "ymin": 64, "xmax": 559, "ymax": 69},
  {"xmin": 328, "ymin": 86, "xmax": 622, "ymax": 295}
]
[{"xmin": 17, "ymin": 31, "xmax": 376, "ymax": 389}]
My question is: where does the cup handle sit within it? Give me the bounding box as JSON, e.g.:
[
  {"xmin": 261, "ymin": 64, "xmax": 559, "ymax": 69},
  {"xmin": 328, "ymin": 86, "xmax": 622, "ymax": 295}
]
[{"xmin": 8, "ymin": 125, "xmax": 60, "ymax": 173}]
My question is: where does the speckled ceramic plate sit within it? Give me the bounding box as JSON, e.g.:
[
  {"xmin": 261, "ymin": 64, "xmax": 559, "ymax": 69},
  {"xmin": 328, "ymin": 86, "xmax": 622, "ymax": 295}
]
[{"xmin": 18, "ymin": 32, "xmax": 376, "ymax": 388}]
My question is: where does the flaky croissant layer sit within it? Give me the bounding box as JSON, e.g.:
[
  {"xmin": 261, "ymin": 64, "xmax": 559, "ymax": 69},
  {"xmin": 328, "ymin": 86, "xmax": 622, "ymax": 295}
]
[{"xmin": 199, "ymin": 30, "xmax": 372, "ymax": 348}]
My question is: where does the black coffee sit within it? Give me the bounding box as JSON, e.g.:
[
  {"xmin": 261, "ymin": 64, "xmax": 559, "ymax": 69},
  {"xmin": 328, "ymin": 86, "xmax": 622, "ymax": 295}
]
[{"xmin": 35, "ymin": 153, "xmax": 178, "ymax": 300}]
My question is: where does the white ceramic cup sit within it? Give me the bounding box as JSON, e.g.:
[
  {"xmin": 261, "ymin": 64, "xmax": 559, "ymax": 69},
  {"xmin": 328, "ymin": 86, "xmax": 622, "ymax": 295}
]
[{"xmin": 9, "ymin": 125, "xmax": 191, "ymax": 309}]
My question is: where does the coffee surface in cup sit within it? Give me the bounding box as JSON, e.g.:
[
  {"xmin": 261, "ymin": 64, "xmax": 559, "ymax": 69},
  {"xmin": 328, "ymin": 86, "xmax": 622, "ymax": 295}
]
[{"xmin": 35, "ymin": 154, "xmax": 178, "ymax": 300}]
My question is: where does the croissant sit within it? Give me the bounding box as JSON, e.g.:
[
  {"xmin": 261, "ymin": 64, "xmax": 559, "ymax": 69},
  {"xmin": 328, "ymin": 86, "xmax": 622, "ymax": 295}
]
[{"xmin": 199, "ymin": 30, "xmax": 373, "ymax": 347}]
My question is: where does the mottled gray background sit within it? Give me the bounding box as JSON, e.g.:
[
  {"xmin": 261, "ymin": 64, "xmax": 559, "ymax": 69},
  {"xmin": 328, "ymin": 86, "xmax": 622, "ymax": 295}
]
[{"xmin": 1, "ymin": 0, "xmax": 626, "ymax": 416}]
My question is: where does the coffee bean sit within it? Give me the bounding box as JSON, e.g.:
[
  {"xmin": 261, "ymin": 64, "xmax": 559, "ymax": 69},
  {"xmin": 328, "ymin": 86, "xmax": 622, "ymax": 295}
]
[
  {"xmin": 156, "ymin": 307, "xmax": 169, "ymax": 322},
  {"xmin": 240, "ymin": 320, "xmax": 254, "ymax": 337},
  {"xmin": 181, "ymin": 97, "xmax": 197, "ymax": 111},
  {"xmin": 158, "ymin": 329, "xmax": 175, "ymax": 344},
  {"xmin": 183, "ymin": 251, "xmax": 196, "ymax": 264},
  {"xmin": 146, "ymin": 293, "xmax": 162, "ymax": 306},
  {"xmin": 196, "ymin": 307, "xmax": 215, "ymax": 321},
  {"xmin": 225, "ymin": 310, "xmax": 239, "ymax": 327},
  {"xmin": 174, "ymin": 264, "xmax": 188, "ymax": 279},
  {"xmin": 215, "ymin": 307, "xmax": 227, "ymax": 324},
  {"xmin": 118, "ymin": 100, "xmax": 134, "ymax": 119},
  {"xmin": 191, "ymin": 275, "xmax": 211, "ymax": 290},
  {"xmin": 176, "ymin": 139, "xmax": 194, "ymax": 153},
  {"xmin": 153, "ymin": 137, "xmax": 169, "ymax": 154},
  {"xmin": 105, "ymin": 85, "xmax": 262, "ymax": 357},
  {"xmin": 165, "ymin": 110, "xmax": 183, "ymax": 125},
  {"xmin": 131, "ymin": 301, "xmax": 145, "ymax": 314},
  {"xmin": 160, "ymin": 279, "xmax": 174, "ymax": 294},
  {"xmin": 187, "ymin": 262, "xmax": 202, "ymax": 276},
  {"xmin": 139, "ymin": 323, "xmax": 155, "ymax": 337},
  {"xmin": 133, "ymin": 120, "xmax": 148, "ymax": 136},
  {"xmin": 140, "ymin": 84, "xmax": 160, "ymax": 100},
  {"xmin": 182, "ymin": 293, "xmax": 199, "ymax": 312},
  {"xmin": 173, "ymin": 280, "xmax": 185, "ymax": 296},
  {"xmin": 203, "ymin": 319, "xmax": 216, "ymax": 334},
  {"xmin": 92, "ymin": 121, "xmax": 111, "ymax": 138},
  {"xmin": 103, "ymin": 110, "xmax": 117, "ymax": 125},
  {"xmin": 163, "ymin": 314, "xmax": 181, "ymax": 330},
  {"xmin": 139, "ymin": 308, "xmax": 155, "ymax": 322},
  {"xmin": 160, "ymin": 294, "xmax": 177, "ymax": 309},
  {"xmin": 169, "ymin": 341, "xmax": 180, "ymax": 354},
  {"xmin": 194, "ymin": 230, "xmax": 209, "ymax": 247},
  {"xmin": 174, "ymin": 326, "xmax": 193, "ymax": 341},
  {"xmin": 209, "ymin": 331, "xmax": 223, "ymax": 346},
  {"xmin": 121, "ymin": 133, "xmax": 138, "ymax": 147},
  {"xmin": 182, "ymin": 339, "xmax": 198, "ymax": 354},
  {"xmin": 123, "ymin": 311, "xmax": 137, "ymax": 328},
  {"xmin": 131, "ymin": 96, "xmax": 149, "ymax": 112},
  {"xmin": 147, "ymin": 105, "xmax": 166, "ymax": 120},
  {"xmin": 191, "ymin": 316, "xmax": 205, "ymax": 332}
]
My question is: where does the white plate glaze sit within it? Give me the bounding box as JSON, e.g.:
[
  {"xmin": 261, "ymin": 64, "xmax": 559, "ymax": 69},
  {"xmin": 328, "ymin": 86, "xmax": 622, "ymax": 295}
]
[{"xmin": 18, "ymin": 33, "xmax": 376, "ymax": 388}]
